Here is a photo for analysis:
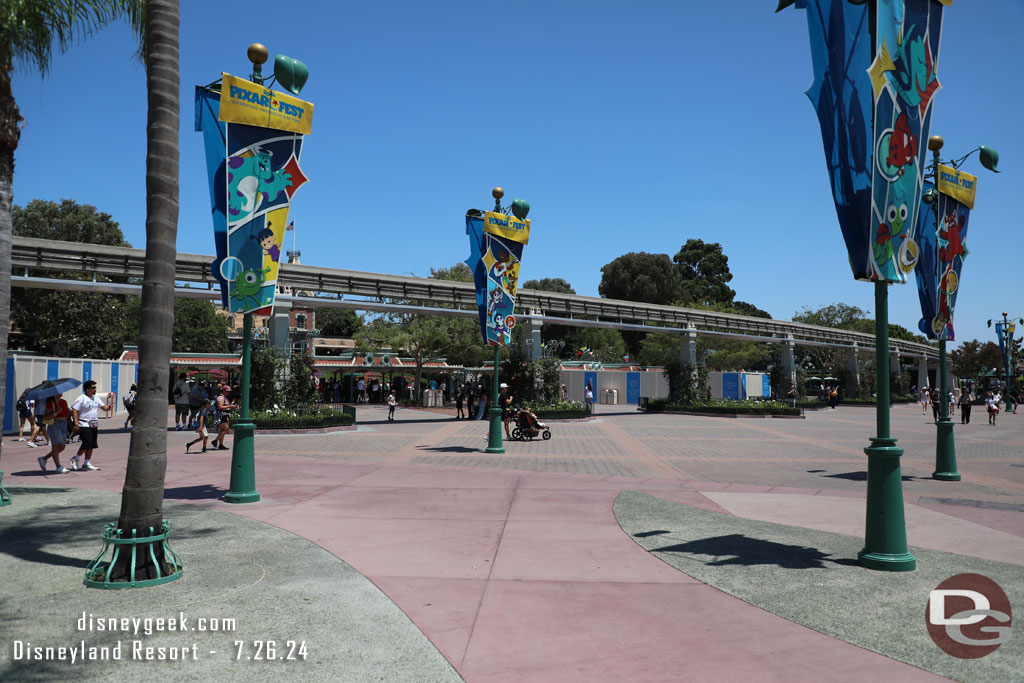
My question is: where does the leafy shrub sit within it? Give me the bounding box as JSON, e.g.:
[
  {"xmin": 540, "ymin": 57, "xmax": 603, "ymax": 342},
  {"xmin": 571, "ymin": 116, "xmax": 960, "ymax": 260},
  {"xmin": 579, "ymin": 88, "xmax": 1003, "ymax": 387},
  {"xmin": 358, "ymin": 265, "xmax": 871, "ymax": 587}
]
[
  {"xmin": 645, "ymin": 398, "xmax": 800, "ymax": 416},
  {"xmin": 250, "ymin": 405, "xmax": 354, "ymax": 430}
]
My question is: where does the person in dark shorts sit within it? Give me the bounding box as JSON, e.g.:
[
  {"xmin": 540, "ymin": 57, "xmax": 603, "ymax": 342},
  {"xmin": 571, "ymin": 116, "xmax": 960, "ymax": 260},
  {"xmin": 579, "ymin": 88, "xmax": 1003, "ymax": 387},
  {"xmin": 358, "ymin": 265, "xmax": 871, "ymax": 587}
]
[
  {"xmin": 71, "ymin": 381, "xmax": 105, "ymax": 471},
  {"xmin": 210, "ymin": 385, "xmax": 238, "ymax": 451}
]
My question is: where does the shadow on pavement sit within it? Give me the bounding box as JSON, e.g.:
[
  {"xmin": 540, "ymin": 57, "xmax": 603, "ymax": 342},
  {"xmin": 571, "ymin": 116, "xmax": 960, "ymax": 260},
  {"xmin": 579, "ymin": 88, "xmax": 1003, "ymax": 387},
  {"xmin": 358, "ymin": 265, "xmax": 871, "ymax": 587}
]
[
  {"xmin": 164, "ymin": 483, "xmax": 227, "ymax": 500},
  {"xmin": 821, "ymin": 471, "xmax": 916, "ymax": 482},
  {"xmin": 415, "ymin": 445, "xmax": 483, "ymax": 453},
  {"xmin": 650, "ymin": 532, "xmax": 855, "ymax": 569}
]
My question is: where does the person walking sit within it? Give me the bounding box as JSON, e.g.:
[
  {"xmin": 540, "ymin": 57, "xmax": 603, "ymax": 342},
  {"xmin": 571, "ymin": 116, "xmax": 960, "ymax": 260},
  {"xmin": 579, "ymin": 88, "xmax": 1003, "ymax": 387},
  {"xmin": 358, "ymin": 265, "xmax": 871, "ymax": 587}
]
[
  {"xmin": 454, "ymin": 385, "xmax": 465, "ymax": 419},
  {"xmin": 958, "ymin": 390, "xmax": 972, "ymax": 424},
  {"xmin": 25, "ymin": 396, "xmax": 49, "ymax": 448},
  {"xmin": 920, "ymin": 387, "xmax": 930, "ymax": 415},
  {"xmin": 829, "ymin": 386, "xmax": 839, "ymax": 409},
  {"xmin": 931, "ymin": 388, "xmax": 941, "ymax": 423},
  {"xmin": 386, "ymin": 390, "xmax": 397, "ymax": 421},
  {"xmin": 188, "ymin": 380, "xmax": 208, "ymax": 426},
  {"xmin": 172, "ymin": 373, "xmax": 191, "ymax": 430},
  {"xmin": 585, "ymin": 382, "xmax": 595, "ymax": 415},
  {"xmin": 37, "ymin": 393, "xmax": 71, "ymax": 473},
  {"xmin": 499, "ymin": 383, "xmax": 514, "ymax": 439},
  {"xmin": 467, "ymin": 381, "xmax": 477, "ymax": 419},
  {"xmin": 985, "ymin": 392, "xmax": 998, "ymax": 425},
  {"xmin": 123, "ymin": 383, "xmax": 138, "ymax": 429},
  {"xmin": 16, "ymin": 390, "xmax": 35, "ymax": 442},
  {"xmin": 786, "ymin": 385, "xmax": 797, "ymax": 409},
  {"xmin": 186, "ymin": 398, "xmax": 213, "ymax": 453},
  {"xmin": 210, "ymin": 385, "xmax": 238, "ymax": 451},
  {"xmin": 70, "ymin": 381, "xmax": 104, "ymax": 471}
]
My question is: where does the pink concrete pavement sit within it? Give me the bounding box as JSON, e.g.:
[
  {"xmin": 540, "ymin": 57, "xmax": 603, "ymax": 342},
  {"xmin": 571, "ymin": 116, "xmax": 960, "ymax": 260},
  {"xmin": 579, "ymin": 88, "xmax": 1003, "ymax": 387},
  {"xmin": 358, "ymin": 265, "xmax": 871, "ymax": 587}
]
[{"xmin": 6, "ymin": 405, "xmax": 1021, "ymax": 680}]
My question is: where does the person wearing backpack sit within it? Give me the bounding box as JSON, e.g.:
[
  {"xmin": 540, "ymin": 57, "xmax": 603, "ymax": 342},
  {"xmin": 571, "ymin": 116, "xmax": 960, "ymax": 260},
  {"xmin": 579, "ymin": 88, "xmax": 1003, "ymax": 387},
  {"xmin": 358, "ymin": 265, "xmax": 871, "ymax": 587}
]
[
  {"xmin": 16, "ymin": 391, "xmax": 35, "ymax": 442},
  {"xmin": 172, "ymin": 373, "xmax": 191, "ymax": 430},
  {"xmin": 122, "ymin": 384, "xmax": 137, "ymax": 429},
  {"xmin": 186, "ymin": 398, "xmax": 213, "ymax": 453}
]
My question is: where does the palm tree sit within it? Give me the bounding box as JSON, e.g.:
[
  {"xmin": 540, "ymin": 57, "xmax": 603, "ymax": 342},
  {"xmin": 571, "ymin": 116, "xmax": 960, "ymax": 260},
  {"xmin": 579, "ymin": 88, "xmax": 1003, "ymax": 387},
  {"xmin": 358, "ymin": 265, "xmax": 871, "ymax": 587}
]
[
  {"xmin": 0, "ymin": 1, "xmax": 143, "ymax": 491},
  {"xmin": 111, "ymin": 0, "xmax": 179, "ymax": 581}
]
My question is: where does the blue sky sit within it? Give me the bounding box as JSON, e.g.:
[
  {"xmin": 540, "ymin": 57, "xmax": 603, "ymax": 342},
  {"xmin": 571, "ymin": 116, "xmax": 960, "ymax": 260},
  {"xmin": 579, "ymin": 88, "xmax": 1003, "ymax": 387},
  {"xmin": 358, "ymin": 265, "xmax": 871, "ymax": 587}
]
[{"xmin": 11, "ymin": 1, "xmax": 1023, "ymax": 347}]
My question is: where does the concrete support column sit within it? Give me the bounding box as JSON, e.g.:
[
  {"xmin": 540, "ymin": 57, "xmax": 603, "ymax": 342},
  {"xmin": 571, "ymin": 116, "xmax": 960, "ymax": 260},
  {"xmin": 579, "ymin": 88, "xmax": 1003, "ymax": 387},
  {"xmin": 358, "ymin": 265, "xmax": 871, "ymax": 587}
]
[
  {"xmin": 527, "ymin": 312, "xmax": 543, "ymax": 360},
  {"xmin": 890, "ymin": 350, "xmax": 901, "ymax": 391},
  {"xmin": 268, "ymin": 304, "xmax": 292, "ymax": 356},
  {"xmin": 782, "ymin": 335, "xmax": 796, "ymax": 391},
  {"xmin": 918, "ymin": 355, "xmax": 928, "ymax": 390},
  {"xmin": 846, "ymin": 344, "xmax": 860, "ymax": 396},
  {"xmin": 685, "ymin": 326, "xmax": 698, "ymax": 367}
]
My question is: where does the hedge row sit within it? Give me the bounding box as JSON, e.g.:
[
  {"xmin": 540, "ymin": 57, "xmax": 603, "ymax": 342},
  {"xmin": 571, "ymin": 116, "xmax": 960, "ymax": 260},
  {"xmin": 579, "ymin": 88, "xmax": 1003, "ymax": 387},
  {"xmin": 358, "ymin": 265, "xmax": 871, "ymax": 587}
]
[
  {"xmin": 251, "ymin": 412, "xmax": 355, "ymax": 430},
  {"xmin": 645, "ymin": 399, "xmax": 800, "ymax": 416}
]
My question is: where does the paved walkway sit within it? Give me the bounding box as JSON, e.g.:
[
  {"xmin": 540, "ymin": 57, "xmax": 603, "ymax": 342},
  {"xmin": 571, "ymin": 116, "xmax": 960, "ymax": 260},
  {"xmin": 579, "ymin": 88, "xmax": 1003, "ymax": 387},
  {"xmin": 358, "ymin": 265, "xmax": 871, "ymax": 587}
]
[{"xmin": 1, "ymin": 403, "xmax": 1021, "ymax": 681}]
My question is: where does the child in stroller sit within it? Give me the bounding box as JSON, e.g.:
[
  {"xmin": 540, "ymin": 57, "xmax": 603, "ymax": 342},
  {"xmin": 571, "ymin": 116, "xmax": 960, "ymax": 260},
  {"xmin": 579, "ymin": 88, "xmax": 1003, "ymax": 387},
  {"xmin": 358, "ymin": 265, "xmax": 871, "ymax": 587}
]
[{"xmin": 511, "ymin": 408, "xmax": 551, "ymax": 441}]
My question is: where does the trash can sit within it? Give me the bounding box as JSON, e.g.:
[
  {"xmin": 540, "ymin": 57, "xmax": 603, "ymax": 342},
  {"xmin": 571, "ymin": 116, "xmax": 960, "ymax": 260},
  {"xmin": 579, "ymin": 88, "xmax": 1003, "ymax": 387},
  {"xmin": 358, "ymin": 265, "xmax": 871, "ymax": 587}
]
[{"xmin": 342, "ymin": 405, "xmax": 356, "ymax": 423}]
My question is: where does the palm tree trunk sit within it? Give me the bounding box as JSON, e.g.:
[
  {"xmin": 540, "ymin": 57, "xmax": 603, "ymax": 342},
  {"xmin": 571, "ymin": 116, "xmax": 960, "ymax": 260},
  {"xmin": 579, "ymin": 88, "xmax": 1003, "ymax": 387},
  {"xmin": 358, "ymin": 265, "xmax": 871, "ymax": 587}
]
[
  {"xmin": 113, "ymin": 0, "xmax": 179, "ymax": 581},
  {"xmin": 0, "ymin": 65, "xmax": 20, "ymax": 473}
]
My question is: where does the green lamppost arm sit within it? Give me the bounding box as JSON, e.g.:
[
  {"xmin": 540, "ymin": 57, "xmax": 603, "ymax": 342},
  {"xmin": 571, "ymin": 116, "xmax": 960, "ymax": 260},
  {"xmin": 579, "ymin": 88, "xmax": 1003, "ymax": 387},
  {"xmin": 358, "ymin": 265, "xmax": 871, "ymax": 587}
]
[
  {"xmin": 858, "ymin": 281, "xmax": 916, "ymax": 571},
  {"xmin": 224, "ymin": 311, "xmax": 261, "ymax": 503}
]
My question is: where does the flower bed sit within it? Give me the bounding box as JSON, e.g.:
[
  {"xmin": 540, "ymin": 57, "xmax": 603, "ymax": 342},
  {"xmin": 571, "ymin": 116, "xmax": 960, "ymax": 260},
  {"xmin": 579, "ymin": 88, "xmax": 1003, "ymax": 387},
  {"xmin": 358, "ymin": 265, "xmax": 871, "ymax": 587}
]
[
  {"xmin": 250, "ymin": 407, "xmax": 354, "ymax": 430},
  {"xmin": 644, "ymin": 398, "xmax": 800, "ymax": 417}
]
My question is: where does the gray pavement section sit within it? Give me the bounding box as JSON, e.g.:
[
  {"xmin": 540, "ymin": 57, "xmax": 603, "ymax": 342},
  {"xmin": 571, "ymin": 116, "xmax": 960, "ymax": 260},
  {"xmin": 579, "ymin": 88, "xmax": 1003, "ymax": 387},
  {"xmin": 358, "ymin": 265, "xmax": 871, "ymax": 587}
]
[
  {"xmin": 0, "ymin": 485, "xmax": 462, "ymax": 683},
  {"xmin": 614, "ymin": 491, "xmax": 1023, "ymax": 683}
]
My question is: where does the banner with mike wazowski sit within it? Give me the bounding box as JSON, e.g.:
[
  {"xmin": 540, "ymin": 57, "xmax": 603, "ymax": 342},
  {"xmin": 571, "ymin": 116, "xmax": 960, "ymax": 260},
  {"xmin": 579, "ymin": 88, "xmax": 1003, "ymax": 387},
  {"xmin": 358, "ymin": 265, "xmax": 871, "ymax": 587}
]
[{"xmin": 195, "ymin": 73, "xmax": 312, "ymax": 314}]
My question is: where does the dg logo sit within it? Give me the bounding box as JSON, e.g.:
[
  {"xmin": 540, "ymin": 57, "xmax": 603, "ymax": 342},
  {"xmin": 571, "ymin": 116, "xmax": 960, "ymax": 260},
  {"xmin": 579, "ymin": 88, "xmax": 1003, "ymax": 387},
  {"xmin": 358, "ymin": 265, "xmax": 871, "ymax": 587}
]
[{"xmin": 926, "ymin": 573, "xmax": 1012, "ymax": 659}]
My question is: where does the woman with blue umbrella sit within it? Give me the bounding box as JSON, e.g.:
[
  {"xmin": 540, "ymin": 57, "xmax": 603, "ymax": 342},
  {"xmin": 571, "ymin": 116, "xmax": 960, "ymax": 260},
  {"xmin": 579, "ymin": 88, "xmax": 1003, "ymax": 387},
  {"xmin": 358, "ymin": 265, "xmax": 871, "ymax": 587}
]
[{"xmin": 23, "ymin": 378, "xmax": 82, "ymax": 449}]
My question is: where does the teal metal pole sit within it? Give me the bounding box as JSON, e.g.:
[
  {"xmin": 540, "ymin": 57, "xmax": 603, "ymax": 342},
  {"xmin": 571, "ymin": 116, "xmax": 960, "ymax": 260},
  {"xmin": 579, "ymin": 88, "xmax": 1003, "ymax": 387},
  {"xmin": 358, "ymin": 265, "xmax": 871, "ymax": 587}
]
[
  {"xmin": 858, "ymin": 281, "xmax": 915, "ymax": 571},
  {"xmin": 485, "ymin": 344, "xmax": 505, "ymax": 454},
  {"xmin": 927, "ymin": 140, "xmax": 959, "ymax": 481},
  {"xmin": 933, "ymin": 340, "xmax": 960, "ymax": 480},
  {"xmin": 225, "ymin": 312, "xmax": 260, "ymax": 503}
]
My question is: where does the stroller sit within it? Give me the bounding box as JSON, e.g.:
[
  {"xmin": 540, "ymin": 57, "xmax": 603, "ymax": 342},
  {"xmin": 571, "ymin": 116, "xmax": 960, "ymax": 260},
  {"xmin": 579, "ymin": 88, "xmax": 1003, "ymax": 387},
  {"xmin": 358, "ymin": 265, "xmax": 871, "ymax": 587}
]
[{"xmin": 511, "ymin": 408, "xmax": 551, "ymax": 441}]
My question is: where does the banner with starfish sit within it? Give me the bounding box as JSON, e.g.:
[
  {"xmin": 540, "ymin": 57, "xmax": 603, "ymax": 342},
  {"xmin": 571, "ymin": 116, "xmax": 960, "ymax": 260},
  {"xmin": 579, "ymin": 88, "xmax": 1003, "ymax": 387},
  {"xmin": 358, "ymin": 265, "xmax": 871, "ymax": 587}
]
[
  {"xmin": 914, "ymin": 170, "xmax": 974, "ymax": 341},
  {"xmin": 195, "ymin": 77, "xmax": 311, "ymax": 314},
  {"xmin": 790, "ymin": 0, "xmax": 948, "ymax": 282},
  {"xmin": 866, "ymin": 0, "xmax": 946, "ymax": 283}
]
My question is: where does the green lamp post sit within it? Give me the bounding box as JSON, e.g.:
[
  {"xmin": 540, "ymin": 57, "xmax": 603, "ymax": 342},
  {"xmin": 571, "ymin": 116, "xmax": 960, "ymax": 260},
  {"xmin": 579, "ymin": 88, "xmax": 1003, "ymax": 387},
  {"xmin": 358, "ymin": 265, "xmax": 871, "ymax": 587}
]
[
  {"xmin": 988, "ymin": 312, "xmax": 1022, "ymax": 410},
  {"xmin": 921, "ymin": 137, "xmax": 1001, "ymax": 481},
  {"xmin": 484, "ymin": 188, "xmax": 506, "ymax": 455}
]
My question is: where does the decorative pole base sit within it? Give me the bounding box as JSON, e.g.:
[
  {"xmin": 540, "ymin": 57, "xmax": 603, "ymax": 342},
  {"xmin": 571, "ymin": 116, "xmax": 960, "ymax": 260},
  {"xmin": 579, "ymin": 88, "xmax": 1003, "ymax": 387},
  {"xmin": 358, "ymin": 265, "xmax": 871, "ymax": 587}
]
[
  {"xmin": 932, "ymin": 417, "xmax": 961, "ymax": 480},
  {"xmin": 84, "ymin": 521, "xmax": 183, "ymax": 589},
  {"xmin": 0, "ymin": 471, "xmax": 11, "ymax": 507},
  {"xmin": 224, "ymin": 421, "xmax": 261, "ymax": 504},
  {"xmin": 859, "ymin": 438, "xmax": 916, "ymax": 572}
]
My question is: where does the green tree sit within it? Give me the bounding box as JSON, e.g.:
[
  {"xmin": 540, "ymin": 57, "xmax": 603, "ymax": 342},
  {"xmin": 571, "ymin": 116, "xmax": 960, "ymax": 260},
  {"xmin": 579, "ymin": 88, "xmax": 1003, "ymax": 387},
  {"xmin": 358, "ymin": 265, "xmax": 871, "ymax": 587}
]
[
  {"xmin": 11, "ymin": 199, "xmax": 135, "ymax": 357},
  {"xmin": 116, "ymin": 0, "xmax": 179, "ymax": 583},
  {"xmin": 522, "ymin": 277, "xmax": 576, "ymax": 294},
  {"xmin": 1, "ymin": 1, "xmax": 143, "ymax": 475},
  {"xmin": 673, "ymin": 239, "xmax": 736, "ymax": 306},
  {"xmin": 171, "ymin": 299, "xmax": 230, "ymax": 352},
  {"xmin": 249, "ymin": 347, "xmax": 285, "ymax": 410},
  {"xmin": 13, "ymin": 198, "xmax": 131, "ymax": 245},
  {"xmin": 315, "ymin": 308, "xmax": 363, "ymax": 337},
  {"xmin": 949, "ymin": 339, "xmax": 1003, "ymax": 379},
  {"xmin": 570, "ymin": 327, "xmax": 627, "ymax": 363},
  {"xmin": 598, "ymin": 252, "xmax": 680, "ymax": 305},
  {"xmin": 284, "ymin": 352, "xmax": 317, "ymax": 407},
  {"xmin": 793, "ymin": 302, "xmax": 869, "ymax": 329}
]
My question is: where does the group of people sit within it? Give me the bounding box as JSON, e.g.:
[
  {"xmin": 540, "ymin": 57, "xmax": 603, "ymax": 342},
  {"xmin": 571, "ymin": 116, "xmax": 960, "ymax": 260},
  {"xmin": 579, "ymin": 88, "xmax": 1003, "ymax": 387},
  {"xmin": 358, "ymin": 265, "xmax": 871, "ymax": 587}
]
[
  {"xmin": 19, "ymin": 381, "xmax": 106, "ymax": 474},
  {"xmin": 917, "ymin": 386, "xmax": 1019, "ymax": 426}
]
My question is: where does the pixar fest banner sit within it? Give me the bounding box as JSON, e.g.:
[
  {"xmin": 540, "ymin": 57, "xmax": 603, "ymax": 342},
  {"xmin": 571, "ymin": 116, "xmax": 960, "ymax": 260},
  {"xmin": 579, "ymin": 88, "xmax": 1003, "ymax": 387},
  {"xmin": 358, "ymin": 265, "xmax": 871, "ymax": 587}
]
[
  {"xmin": 195, "ymin": 74, "xmax": 312, "ymax": 313},
  {"xmin": 465, "ymin": 212, "xmax": 530, "ymax": 346}
]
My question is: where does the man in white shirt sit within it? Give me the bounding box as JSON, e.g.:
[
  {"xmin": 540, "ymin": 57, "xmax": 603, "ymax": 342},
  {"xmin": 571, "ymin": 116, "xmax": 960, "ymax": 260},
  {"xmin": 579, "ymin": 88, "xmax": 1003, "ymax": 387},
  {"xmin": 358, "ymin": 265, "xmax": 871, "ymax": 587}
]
[{"xmin": 71, "ymin": 381, "xmax": 105, "ymax": 471}]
